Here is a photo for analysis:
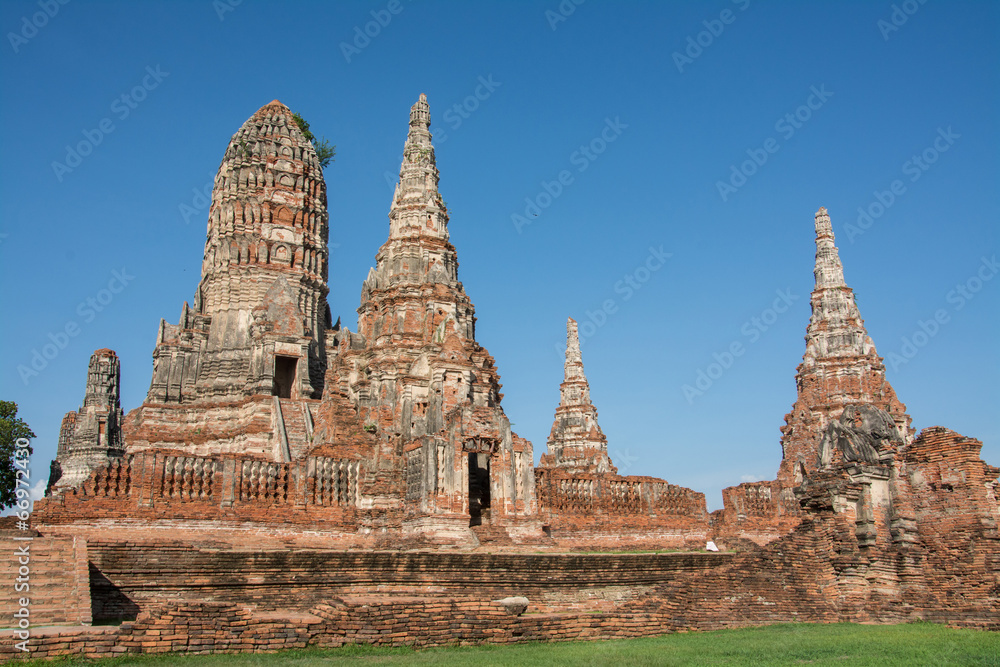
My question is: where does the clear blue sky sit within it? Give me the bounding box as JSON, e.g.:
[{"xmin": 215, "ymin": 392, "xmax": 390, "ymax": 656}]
[{"xmin": 1, "ymin": 0, "xmax": 997, "ymax": 509}]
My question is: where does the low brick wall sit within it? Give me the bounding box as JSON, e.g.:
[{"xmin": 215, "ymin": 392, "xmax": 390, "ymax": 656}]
[
  {"xmin": 33, "ymin": 450, "xmax": 362, "ymax": 532},
  {"xmin": 0, "ymin": 535, "xmax": 90, "ymax": 629},
  {"xmin": 711, "ymin": 480, "xmax": 803, "ymax": 547},
  {"xmin": 536, "ymin": 469, "xmax": 711, "ymax": 548},
  {"xmin": 86, "ymin": 543, "xmax": 731, "ymax": 619},
  {"xmin": 0, "ymin": 598, "xmax": 671, "ymax": 661}
]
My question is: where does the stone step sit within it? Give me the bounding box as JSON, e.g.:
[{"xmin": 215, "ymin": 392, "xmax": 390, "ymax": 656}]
[
  {"xmin": 278, "ymin": 399, "xmax": 315, "ymax": 460},
  {"xmin": 471, "ymin": 524, "xmax": 513, "ymax": 545}
]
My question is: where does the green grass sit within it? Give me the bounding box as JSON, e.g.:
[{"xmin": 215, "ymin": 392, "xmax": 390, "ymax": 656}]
[{"xmin": 48, "ymin": 623, "xmax": 998, "ymax": 666}]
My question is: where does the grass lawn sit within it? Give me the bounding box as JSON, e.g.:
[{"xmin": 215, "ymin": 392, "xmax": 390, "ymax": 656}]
[{"xmin": 49, "ymin": 623, "xmax": 998, "ymax": 666}]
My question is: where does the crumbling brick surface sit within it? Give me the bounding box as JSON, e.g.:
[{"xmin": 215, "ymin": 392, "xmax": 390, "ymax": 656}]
[
  {"xmin": 536, "ymin": 469, "xmax": 710, "ymax": 548},
  {"xmin": 80, "ymin": 545, "xmax": 730, "ymax": 619},
  {"xmin": 27, "ymin": 105, "xmax": 998, "ymax": 660},
  {"xmin": 0, "ymin": 535, "xmax": 90, "ymax": 628}
]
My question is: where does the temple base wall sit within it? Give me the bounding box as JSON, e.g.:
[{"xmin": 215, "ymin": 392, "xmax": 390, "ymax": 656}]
[{"xmin": 0, "ymin": 532, "xmax": 91, "ymax": 628}]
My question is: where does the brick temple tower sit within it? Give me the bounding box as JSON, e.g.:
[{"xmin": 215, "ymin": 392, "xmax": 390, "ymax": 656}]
[
  {"xmin": 333, "ymin": 94, "xmax": 539, "ymax": 540},
  {"xmin": 50, "ymin": 349, "xmax": 126, "ymax": 490},
  {"xmin": 777, "ymin": 207, "xmax": 912, "ymax": 489},
  {"xmin": 123, "ymin": 100, "xmax": 331, "ymax": 458},
  {"xmin": 539, "ymin": 318, "xmax": 616, "ymax": 473}
]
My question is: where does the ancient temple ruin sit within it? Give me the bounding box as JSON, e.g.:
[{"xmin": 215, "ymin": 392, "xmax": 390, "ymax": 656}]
[
  {"xmin": 38, "ymin": 95, "xmax": 544, "ymax": 545},
  {"xmin": 540, "ymin": 318, "xmax": 616, "ymax": 474},
  {"xmin": 124, "ymin": 100, "xmax": 330, "ymax": 461},
  {"xmin": 13, "ymin": 98, "xmax": 996, "ymax": 659},
  {"xmin": 48, "ymin": 349, "xmax": 125, "ymax": 491},
  {"xmin": 777, "ymin": 207, "xmax": 912, "ymax": 488},
  {"xmin": 324, "ymin": 93, "xmax": 540, "ymax": 541}
]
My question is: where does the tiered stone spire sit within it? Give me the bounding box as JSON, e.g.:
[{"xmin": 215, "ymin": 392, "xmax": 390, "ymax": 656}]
[
  {"xmin": 540, "ymin": 319, "xmax": 616, "ymax": 473},
  {"xmin": 341, "ymin": 95, "xmax": 537, "ymax": 533},
  {"xmin": 387, "ymin": 93, "xmax": 449, "ymax": 241},
  {"xmin": 143, "ymin": 100, "xmax": 332, "ymax": 405},
  {"xmin": 197, "ymin": 99, "xmax": 330, "ymax": 344},
  {"xmin": 51, "ymin": 349, "xmax": 125, "ymax": 489},
  {"xmin": 358, "ymin": 93, "xmax": 474, "ymax": 349},
  {"xmin": 777, "ymin": 208, "xmax": 911, "ymax": 487}
]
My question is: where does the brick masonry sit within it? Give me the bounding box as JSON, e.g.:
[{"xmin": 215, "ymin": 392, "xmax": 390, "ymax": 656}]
[{"xmin": 13, "ymin": 102, "xmax": 998, "ymax": 661}]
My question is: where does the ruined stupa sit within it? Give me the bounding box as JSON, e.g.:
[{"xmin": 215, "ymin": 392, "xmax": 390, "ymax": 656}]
[
  {"xmin": 328, "ymin": 93, "xmax": 540, "ymax": 539},
  {"xmin": 49, "ymin": 349, "xmax": 125, "ymax": 490},
  {"xmin": 124, "ymin": 99, "xmax": 330, "ymax": 460},
  {"xmin": 777, "ymin": 207, "xmax": 913, "ymax": 490},
  {"xmin": 539, "ymin": 318, "xmax": 616, "ymax": 473},
  {"xmin": 717, "ymin": 207, "xmax": 917, "ymax": 542}
]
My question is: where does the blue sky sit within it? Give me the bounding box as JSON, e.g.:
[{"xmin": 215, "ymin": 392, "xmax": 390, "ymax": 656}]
[{"xmin": 1, "ymin": 0, "xmax": 996, "ymax": 509}]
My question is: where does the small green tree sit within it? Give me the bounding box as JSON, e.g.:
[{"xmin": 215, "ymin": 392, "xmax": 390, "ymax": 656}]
[
  {"xmin": 1, "ymin": 401, "xmax": 36, "ymax": 511},
  {"xmin": 292, "ymin": 112, "xmax": 336, "ymax": 169}
]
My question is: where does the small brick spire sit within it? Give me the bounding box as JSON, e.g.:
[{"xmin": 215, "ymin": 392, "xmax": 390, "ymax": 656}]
[
  {"xmin": 540, "ymin": 318, "xmax": 616, "ymax": 474},
  {"xmin": 776, "ymin": 208, "xmax": 912, "ymax": 489}
]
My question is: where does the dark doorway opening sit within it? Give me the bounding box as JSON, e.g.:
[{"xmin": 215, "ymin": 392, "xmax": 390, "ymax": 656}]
[
  {"xmin": 273, "ymin": 356, "xmax": 297, "ymax": 399},
  {"xmin": 468, "ymin": 452, "xmax": 491, "ymax": 527}
]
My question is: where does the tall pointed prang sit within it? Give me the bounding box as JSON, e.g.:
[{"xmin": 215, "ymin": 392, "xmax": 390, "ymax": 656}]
[
  {"xmin": 358, "ymin": 94, "xmax": 471, "ymax": 347},
  {"xmin": 387, "ymin": 93, "xmax": 449, "ymax": 241},
  {"xmin": 563, "ymin": 317, "xmax": 586, "ymax": 382},
  {"xmin": 344, "ymin": 95, "xmax": 540, "ymax": 532},
  {"xmin": 540, "ymin": 318, "xmax": 616, "ymax": 474},
  {"xmin": 776, "ymin": 208, "xmax": 911, "ymax": 488}
]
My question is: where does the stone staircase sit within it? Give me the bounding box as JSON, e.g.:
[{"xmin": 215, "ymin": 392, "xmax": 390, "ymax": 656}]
[
  {"xmin": 273, "ymin": 399, "xmax": 316, "ymax": 461},
  {"xmin": 471, "ymin": 523, "xmax": 513, "ymax": 547}
]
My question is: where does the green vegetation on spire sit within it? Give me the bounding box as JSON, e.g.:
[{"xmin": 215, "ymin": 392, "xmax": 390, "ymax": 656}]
[{"xmin": 292, "ymin": 112, "xmax": 336, "ymax": 169}]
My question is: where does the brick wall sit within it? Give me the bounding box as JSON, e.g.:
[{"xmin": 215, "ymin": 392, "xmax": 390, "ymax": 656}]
[
  {"xmin": 0, "ymin": 598, "xmax": 668, "ymax": 661},
  {"xmin": 712, "ymin": 480, "xmax": 803, "ymax": 547},
  {"xmin": 536, "ymin": 469, "xmax": 711, "ymax": 548},
  {"xmin": 84, "ymin": 544, "xmax": 731, "ymax": 620},
  {"xmin": 33, "ymin": 450, "xmax": 363, "ymax": 532},
  {"xmin": 0, "ymin": 535, "xmax": 90, "ymax": 628},
  {"xmin": 899, "ymin": 428, "xmax": 1000, "ymax": 625}
]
